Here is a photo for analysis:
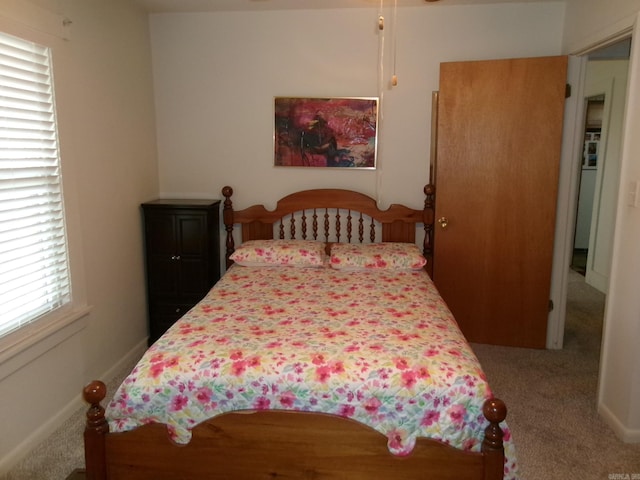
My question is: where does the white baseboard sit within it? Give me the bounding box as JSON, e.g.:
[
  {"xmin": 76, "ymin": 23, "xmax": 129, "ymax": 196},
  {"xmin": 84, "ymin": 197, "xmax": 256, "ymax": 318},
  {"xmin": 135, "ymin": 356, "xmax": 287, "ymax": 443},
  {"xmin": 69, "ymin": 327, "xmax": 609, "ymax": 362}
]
[
  {"xmin": 599, "ymin": 402, "xmax": 640, "ymax": 443},
  {"xmin": 0, "ymin": 388, "xmax": 87, "ymax": 475},
  {"xmin": 0, "ymin": 337, "xmax": 148, "ymax": 476},
  {"xmin": 90, "ymin": 337, "xmax": 148, "ymax": 390}
]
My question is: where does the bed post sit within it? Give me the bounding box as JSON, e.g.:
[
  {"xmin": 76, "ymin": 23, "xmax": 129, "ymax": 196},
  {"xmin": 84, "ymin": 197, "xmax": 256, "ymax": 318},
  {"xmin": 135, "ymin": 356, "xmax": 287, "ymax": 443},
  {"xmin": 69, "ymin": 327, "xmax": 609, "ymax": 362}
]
[
  {"xmin": 481, "ymin": 398, "xmax": 507, "ymax": 480},
  {"xmin": 83, "ymin": 381, "xmax": 108, "ymax": 480},
  {"xmin": 222, "ymin": 186, "xmax": 235, "ymax": 269},
  {"xmin": 423, "ymin": 183, "xmax": 435, "ymax": 278}
]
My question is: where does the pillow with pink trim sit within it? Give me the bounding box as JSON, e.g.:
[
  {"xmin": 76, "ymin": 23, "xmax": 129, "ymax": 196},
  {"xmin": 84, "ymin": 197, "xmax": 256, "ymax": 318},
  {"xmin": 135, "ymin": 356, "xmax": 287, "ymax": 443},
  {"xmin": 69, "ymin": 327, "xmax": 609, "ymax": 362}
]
[
  {"xmin": 330, "ymin": 242, "xmax": 427, "ymax": 271},
  {"xmin": 230, "ymin": 239, "xmax": 326, "ymax": 267}
]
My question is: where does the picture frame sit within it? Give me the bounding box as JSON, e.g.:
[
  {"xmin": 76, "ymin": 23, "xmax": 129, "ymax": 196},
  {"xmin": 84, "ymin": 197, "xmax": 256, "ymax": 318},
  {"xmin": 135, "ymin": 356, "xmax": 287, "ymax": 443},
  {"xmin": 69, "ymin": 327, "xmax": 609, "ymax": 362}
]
[
  {"xmin": 583, "ymin": 131, "xmax": 599, "ymax": 169},
  {"xmin": 274, "ymin": 97, "xmax": 378, "ymax": 169}
]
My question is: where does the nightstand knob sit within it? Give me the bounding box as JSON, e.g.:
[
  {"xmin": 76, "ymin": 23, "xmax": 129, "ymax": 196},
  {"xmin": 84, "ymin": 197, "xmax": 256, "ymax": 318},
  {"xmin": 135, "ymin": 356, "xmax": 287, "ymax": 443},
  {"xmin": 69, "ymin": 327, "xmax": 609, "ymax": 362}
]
[
  {"xmin": 175, "ymin": 308, "xmax": 181, "ymax": 313},
  {"xmin": 171, "ymin": 255, "xmax": 181, "ymax": 260}
]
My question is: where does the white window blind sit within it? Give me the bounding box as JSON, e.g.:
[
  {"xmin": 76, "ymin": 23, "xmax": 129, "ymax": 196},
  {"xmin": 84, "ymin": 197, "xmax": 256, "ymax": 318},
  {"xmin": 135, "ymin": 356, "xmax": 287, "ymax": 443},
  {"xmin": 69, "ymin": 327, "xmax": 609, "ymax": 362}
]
[{"xmin": 0, "ymin": 31, "xmax": 70, "ymax": 338}]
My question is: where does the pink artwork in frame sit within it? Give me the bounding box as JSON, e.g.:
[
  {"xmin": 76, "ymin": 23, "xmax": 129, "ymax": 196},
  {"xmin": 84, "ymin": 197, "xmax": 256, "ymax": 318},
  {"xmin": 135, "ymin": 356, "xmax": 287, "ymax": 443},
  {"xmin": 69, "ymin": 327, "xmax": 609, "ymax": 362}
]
[{"xmin": 274, "ymin": 97, "xmax": 378, "ymax": 169}]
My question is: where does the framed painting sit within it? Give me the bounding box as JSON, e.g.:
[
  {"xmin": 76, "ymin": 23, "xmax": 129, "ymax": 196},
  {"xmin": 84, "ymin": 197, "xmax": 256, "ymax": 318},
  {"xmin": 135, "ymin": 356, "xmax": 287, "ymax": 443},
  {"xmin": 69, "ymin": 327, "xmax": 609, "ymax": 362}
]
[
  {"xmin": 274, "ymin": 97, "xmax": 378, "ymax": 169},
  {"xmin": 583, "ymin": 132, "xmax": 599, "ymax": 169}
]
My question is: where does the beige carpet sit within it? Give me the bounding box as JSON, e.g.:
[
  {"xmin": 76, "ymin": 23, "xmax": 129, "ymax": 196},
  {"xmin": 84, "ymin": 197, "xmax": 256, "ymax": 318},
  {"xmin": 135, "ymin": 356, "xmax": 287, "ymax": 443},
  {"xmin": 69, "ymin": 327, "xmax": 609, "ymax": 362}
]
[
  {"xmin": 4, "ymin": 269, "xmax": 640, "ymax": 479},
  {"xmin": 472, "ymin": 269, "xmax": 640, "ymax": 479}
]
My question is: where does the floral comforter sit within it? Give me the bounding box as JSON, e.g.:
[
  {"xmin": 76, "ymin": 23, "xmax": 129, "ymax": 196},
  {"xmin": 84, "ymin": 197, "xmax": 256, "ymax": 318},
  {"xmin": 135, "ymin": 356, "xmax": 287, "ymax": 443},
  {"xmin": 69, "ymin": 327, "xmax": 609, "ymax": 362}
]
[{"xmin": 107, "ymin": 265, "xmax": 517, "ymax": 478}]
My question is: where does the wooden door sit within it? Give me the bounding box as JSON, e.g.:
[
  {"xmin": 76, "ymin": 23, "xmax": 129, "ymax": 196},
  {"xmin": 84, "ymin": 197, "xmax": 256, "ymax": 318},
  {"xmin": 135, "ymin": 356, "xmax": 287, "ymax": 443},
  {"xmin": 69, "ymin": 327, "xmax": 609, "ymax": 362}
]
[{"xmin": 433, "ymin": 56, "xmax": 568, "ymax": 348}]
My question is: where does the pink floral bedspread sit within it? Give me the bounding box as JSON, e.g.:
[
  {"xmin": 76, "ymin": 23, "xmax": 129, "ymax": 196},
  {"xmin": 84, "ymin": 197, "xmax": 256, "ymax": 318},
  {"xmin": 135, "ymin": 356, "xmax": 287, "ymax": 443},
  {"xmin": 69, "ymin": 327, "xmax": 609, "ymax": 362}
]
[{"xmin": 107, "ymin": 265, "xmax": 517, "ymax": 478}]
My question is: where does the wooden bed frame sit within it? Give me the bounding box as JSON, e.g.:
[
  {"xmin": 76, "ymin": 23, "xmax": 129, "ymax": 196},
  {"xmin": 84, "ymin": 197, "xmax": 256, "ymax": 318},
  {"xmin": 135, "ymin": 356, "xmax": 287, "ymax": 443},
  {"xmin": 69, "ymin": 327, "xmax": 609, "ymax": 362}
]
[
  {"xmin": 81, "ymin": 185, "xmax": 509, "ymax": 480},
  {"xmin": 222, "ymin": 184, "xmax": 436, "ymax": 277}
]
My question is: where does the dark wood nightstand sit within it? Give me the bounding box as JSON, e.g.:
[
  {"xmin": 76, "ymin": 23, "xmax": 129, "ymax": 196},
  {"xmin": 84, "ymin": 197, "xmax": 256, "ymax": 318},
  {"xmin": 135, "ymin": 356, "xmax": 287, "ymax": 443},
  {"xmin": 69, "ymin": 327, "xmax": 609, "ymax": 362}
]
[{"xmin": 141, "ymin": 199, "xmax": 221, "ymax": 344}]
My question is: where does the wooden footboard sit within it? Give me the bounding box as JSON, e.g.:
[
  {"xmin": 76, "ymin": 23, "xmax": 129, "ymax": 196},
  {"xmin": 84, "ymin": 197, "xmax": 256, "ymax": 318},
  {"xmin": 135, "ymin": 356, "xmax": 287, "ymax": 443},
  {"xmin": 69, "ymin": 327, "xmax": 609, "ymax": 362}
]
[{"xmin": 82, "ymin": 380, "xmax": 506, "ymax": 480}]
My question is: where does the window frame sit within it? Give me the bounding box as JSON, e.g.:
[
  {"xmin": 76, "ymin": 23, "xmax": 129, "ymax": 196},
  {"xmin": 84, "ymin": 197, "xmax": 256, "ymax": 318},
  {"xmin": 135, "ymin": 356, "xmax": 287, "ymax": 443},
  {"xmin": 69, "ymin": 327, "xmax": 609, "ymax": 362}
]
[
  {"xmin": 0, "ymin": 30, "xmax": 73, "ymax": 335},
  {"xmin": 0, "ymin": 9, "xmax": 90, "ymax": 378}
]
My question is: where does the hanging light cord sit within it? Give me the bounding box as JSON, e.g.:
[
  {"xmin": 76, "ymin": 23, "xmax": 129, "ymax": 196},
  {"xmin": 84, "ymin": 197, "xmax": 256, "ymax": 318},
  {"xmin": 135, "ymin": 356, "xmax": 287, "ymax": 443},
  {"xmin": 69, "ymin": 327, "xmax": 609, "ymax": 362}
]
[
  {"xmin": 391, "ymin": 0, "xmax": 398, "ymax": 86},
  {"xmin": 376, "ymin": 0, "xmax": 385, "ymax": 205},
  {"xmin": 378, "ymin": 0, "xmax": 385, "ymax": 101}
]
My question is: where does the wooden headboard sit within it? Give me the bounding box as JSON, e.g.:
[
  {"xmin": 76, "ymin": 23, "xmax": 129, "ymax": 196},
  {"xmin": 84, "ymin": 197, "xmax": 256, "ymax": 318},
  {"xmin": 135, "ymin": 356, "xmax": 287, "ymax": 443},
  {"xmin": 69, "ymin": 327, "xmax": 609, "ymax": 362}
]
[{"xmin": 222, "ymin": 185, "xmax": 435, "ymax": 276}]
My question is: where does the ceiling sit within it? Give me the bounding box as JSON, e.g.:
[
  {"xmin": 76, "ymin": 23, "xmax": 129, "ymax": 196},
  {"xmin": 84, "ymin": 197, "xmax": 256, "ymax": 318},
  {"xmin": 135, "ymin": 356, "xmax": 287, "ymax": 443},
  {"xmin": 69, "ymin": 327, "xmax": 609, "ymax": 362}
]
[{"xmin": 135, "ymin": 0, "xmax": 561, "ymax": 14}]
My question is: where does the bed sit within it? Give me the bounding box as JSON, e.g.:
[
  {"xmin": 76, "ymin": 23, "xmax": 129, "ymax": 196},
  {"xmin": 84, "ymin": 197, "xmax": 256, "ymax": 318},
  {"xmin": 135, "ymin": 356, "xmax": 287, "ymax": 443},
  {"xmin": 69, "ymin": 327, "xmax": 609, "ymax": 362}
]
[{"xmin": 81, "ymin": 185, "xmax": 517, "ymax": 480}]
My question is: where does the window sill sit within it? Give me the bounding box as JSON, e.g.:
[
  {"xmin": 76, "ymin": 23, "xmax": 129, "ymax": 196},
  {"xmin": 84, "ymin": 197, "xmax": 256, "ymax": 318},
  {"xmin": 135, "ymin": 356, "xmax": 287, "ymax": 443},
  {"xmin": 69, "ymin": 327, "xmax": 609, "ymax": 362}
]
[{"xmin": 0, "ymin": 305, "xmax": 92, "ymax": 382}]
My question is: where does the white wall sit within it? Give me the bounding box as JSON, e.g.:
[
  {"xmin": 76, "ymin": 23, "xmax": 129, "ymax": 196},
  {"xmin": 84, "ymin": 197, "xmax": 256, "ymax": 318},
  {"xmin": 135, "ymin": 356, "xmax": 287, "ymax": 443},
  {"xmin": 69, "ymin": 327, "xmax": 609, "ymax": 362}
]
[
  {"xmin": 149, "ymin": 3, "xmax": 565, "ymax": 212},
  {"xmin": 563, "ymin": 0, "xmax": 640, "ymax": 53},
  {"xmin": 563, "ymin": 0, "xmax": 640, "ymax": 442},
  {"xmin": 0, "ymin": 0, "xmax": 158, "ymax": 472}
]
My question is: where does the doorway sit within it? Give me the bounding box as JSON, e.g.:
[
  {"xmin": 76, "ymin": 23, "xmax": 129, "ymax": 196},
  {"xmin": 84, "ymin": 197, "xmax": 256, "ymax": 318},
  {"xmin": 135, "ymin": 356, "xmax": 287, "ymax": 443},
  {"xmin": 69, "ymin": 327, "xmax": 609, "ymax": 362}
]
[
  {"xmin": 572, "ymin": 40, "xmax": 631, "ymax": 296},
  {"xmin": 570, "ymin": 39, "xmax": 630, "ymax": 297},
  {"xmin": 563, "ymin": 37, "xmax": 631, "ymax": 362},
  {"xmin": 571, "ymin": 94, "xmax": 604, "ymax": 276},
  {"xmin": 547, "ymin": 35, "xmax": 633, "ymax": 351}
]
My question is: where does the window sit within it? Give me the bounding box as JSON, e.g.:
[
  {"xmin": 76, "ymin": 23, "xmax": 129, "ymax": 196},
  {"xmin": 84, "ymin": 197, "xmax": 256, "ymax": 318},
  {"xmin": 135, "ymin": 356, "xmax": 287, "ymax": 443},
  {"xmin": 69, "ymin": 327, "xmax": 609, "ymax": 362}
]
[{"xmin": 0, "ymin": 30, "xmax": 71, "ymax": 339}]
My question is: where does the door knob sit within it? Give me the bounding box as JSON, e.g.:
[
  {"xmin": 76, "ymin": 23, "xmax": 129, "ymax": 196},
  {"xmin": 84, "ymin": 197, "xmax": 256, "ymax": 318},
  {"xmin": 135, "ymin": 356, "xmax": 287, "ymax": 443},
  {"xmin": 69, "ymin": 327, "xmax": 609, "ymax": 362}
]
[{"xmin": 437, "ymin": 217, "xmax": 449, "ymax": 229}]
